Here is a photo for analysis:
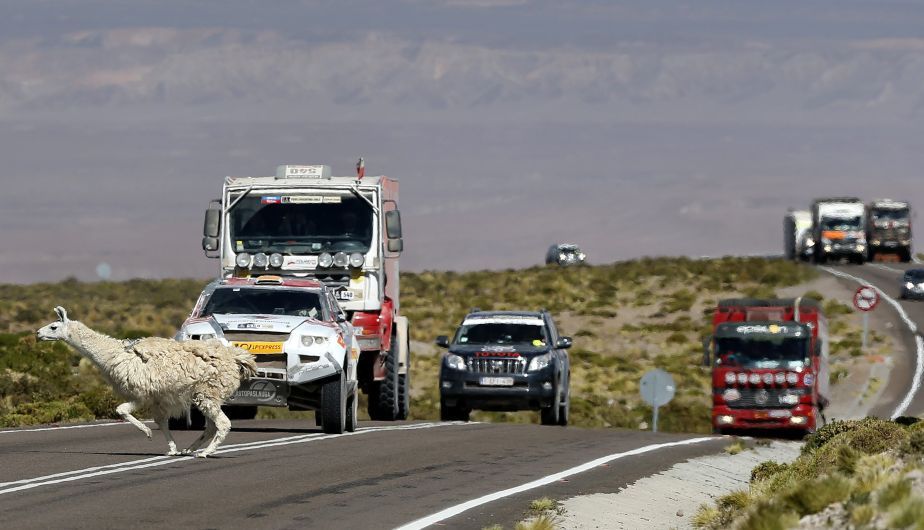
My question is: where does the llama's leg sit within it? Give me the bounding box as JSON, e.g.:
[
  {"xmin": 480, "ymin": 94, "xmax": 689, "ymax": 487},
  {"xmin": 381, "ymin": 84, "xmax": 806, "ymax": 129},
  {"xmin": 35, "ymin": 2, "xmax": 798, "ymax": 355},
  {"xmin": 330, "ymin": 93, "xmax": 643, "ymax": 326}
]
[
  {"xmin": 153, "ymin": 414, "xmax": 180, "ymax": 456},
  {"xmin": 116, "ymin": 402, "xmax": 151, "ymax": 439},
  {"xmin": 194, "ymin": 398, "xmax": 231, "ymax": 458},
  {"xmin": 182, "ymin": 418, "xmax": 216, "ymax": 455}
]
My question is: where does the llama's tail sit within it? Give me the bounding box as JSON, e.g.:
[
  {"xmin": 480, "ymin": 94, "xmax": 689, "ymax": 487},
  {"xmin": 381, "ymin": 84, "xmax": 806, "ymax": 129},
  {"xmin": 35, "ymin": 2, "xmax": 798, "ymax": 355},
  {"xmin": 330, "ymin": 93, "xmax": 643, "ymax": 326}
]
[{"xmin": 234, "ymin": 350, "xmax": 258, "ymax": 380}]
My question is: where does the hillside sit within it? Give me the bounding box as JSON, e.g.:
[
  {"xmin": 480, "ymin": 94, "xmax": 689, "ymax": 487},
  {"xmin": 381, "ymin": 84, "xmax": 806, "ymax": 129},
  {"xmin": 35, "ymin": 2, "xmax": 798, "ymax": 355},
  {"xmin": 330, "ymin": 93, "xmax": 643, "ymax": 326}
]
[{"xmin": 0, "ymin": 257, "xmax": 859, "ymax": 430}]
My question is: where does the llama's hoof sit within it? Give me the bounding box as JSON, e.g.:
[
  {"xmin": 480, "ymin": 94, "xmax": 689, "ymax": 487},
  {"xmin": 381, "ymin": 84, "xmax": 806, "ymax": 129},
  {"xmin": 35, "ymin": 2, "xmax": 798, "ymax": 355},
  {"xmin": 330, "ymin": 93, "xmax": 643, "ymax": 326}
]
[
  {"xmin": 166, "ymin": 450, "xmax": 182, "ymax": 456},
  {"xmin": 181, "ymin": 448, "xmax": 195, "ymax": 455},
  {"xmin": 142, "ymin": 427, "xmax": 153, "ymax": 439},
  {"xmin": 193, "ymin": 450, "xmax": 211, "ymax": 458}
]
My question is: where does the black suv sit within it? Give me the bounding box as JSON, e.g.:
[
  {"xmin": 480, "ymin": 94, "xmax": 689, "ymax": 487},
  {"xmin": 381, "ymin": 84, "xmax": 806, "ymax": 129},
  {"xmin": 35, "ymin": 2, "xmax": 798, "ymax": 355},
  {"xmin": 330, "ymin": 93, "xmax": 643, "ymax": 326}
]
[
  {"xmin": 901, "ymin": 269, "xmax": 924, "ymax": 300},
  {"xmin": 436, "ymin": 310, "xmax": 572, "ymax": 425}
]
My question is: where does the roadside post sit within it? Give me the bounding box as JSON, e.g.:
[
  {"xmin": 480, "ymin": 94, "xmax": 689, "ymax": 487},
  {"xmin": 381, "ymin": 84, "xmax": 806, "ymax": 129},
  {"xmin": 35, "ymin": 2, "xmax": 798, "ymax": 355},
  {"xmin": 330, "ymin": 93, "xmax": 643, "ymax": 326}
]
[
  {"xmin": 853, "ymin": 285, "xmax": 880, "ymax": 350},
  {"xmin": 640, "ymin": 369, "xmax": 675, "ymax": 433}
]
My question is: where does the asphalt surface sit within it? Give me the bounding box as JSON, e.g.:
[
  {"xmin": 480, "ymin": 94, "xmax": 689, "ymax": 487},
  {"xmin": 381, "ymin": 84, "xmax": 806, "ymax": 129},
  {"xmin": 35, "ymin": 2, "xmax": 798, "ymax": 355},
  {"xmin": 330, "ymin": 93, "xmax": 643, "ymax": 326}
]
[
  {"xmin": 0, "ymin": 419, "xmax": 725, "ymax": 529},
  {"xmin": 822, "ymin": 261, "xmax": 924, "ymax": 418}
]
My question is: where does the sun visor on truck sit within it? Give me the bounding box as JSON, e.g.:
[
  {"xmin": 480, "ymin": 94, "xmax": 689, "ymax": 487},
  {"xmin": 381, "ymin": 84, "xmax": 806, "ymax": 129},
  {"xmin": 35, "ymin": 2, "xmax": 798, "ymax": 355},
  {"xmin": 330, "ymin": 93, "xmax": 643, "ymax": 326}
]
[{"xmin": 714, "ymin": 322, "xmax": 809, "ymax": 339}]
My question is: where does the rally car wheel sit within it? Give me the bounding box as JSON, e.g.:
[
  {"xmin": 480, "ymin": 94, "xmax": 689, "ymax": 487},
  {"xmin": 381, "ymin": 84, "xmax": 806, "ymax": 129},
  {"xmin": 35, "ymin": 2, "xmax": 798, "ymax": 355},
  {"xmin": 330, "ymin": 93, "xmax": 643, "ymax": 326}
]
[
  {"xmin": 321, "ymin": 372, "xmax": 347, "ymax": 434},
  {"xmin": 345, "ymin": 390, "xmax": 358, "ymax": 433}
]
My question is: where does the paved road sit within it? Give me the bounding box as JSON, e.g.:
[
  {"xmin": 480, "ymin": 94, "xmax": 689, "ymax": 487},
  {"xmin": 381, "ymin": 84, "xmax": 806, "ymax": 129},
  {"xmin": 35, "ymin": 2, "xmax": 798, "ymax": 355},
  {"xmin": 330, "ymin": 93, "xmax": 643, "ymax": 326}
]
[
  {"xmin": 822, "ymin": 261, "xmax": 924, "ymax": 418},
  {"xmin": 0, "ymin": 419, "xmax": 724, "ymax": 529}
]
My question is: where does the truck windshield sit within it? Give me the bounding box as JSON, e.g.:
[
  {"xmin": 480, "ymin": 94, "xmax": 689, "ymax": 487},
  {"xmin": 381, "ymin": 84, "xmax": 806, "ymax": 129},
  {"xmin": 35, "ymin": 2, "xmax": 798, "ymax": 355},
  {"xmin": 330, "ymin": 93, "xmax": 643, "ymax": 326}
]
[
  {"xmin": 454, "ymin": 323, "xmax": 548, "ymax": 347},
  {"xmin": 871, "ymin": 209, "xmax": 910, "ymax": 225},
  {"xmin": 715, "ymin": 337, "xmax": 808, "ymax": 370},
  {"xmin": 820, "ymin": 217, "xmax": 862, "ymax": 231},
  {"xmin": 229, "ymin": 194, "xmax": 373, "ymax": 253},
  {"xmin": 201, "ymin": 288, "xmax": 325, "ymax": 319}
]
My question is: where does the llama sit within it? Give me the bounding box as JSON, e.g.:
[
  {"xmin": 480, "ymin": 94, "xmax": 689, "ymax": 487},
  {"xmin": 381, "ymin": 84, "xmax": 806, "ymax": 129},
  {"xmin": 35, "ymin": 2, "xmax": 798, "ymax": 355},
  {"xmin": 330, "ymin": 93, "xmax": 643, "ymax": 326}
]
[{"xmin": 36, "ymin": 306, "xmax": 257, "ymax": 457}]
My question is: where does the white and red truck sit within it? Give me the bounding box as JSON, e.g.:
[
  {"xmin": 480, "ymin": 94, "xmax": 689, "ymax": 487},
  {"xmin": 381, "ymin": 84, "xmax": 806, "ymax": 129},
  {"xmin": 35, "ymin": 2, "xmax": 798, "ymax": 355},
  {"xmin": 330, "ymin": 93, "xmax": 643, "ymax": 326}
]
[{"xmin": 201, "ymin": 161, "xmax": 410, "ymax": 420}]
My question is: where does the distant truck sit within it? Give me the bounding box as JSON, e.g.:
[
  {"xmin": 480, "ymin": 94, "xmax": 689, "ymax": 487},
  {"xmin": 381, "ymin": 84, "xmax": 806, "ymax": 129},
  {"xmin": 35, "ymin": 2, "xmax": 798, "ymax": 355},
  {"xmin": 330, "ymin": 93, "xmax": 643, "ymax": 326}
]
[
  {"xmin": 200, "ymin": 161, "xmax": 411, "ymax": 421},
  {"xmin": 811, "ymin": 197, "xmax": 867, "ymax": 264},
  {"xmin": 784, "ymin": 210, "xmax": 813, "ymax": 261},
  {"xmin": 866, "ymin": 199, "xmax": 913, "ymax": 262},
  {"xmin": 704, "ymin": 298, "xmax": 829, "ymax": 435}
]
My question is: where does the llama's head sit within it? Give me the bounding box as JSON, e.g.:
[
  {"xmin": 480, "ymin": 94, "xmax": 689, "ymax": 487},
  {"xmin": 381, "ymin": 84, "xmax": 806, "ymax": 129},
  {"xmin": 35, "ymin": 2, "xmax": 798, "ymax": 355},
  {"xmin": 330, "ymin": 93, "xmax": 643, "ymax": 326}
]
[{"xmin": 36, "ymin": 306, "xmax": 72, "ymax": 341}]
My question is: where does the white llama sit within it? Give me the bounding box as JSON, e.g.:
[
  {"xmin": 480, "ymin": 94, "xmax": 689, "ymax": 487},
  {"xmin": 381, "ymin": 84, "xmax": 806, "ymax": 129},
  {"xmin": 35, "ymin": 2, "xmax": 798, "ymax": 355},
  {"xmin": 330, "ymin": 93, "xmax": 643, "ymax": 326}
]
[{"xmin": 36, "ymin": 306, "xmax": 257, "ymax": 457}]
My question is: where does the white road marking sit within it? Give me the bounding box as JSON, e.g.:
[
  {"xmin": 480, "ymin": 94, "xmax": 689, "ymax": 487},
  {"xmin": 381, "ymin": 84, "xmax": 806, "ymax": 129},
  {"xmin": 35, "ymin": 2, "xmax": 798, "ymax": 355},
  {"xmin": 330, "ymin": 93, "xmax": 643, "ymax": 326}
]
[
  {"xmin": 0, "ymin": 421, "xmax": 152, "ymax": 435},
  {"xmin": 0, "ymin": 422, "xmax": 469, "ymax": 496},
  {"xmin": 868, "ymin": 263, "xmax": 904, "ymax": 274},
  {"xmin": 820, "ymin": 266, "xmax": 923, "ymax": 418},
  {"xmin": 395, "ymin": 436, "xmax": 716, "ymax": 530}
]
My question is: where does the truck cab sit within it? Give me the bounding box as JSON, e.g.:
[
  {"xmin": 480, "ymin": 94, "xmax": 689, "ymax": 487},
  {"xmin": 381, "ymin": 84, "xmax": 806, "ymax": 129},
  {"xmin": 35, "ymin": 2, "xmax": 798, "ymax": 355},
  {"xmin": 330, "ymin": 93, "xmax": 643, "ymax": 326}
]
[
  {"xmin": 867, "ymin": 199, "xmax": 913, "ymax": 262},
  {"xmin": 811, "ymin": 197, "xmax": 867, "ymax": 264},
  {"xmin": 201, "ymin": 162, "xmax": 410, "ymax": 421}
]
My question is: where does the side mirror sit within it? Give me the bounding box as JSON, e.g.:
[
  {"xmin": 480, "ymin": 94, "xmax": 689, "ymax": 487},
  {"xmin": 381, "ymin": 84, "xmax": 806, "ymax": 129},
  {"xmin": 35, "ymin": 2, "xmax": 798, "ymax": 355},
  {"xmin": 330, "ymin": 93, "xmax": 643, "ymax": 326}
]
[
  {"xmin": 702, "ymin": 335, "xmax": 713, "ymax": 367},
  {"xmin": 556, "ymin": 337, "xmax": 573, "ymax": 349},
  {"xmin": 337, "ymin": 313, "xmax": 347, "ymax": 323},
  {"xmin": 203, "ymin": 202, "xmax": 221, "ymax": 238},
  {"xmin": 387, "ymin": 238, "xmax": 404, "ymax": 253},
  {"xmin": 202, "ymin": 237, "xmax": 219, "ymax": 252},
  {"xmin": 385, "ymin": 210, "xmax": 402, "ymax": 239},
  {"xmin": 435, "ymin": 336, "xmax": 450, "ymax": 348}
]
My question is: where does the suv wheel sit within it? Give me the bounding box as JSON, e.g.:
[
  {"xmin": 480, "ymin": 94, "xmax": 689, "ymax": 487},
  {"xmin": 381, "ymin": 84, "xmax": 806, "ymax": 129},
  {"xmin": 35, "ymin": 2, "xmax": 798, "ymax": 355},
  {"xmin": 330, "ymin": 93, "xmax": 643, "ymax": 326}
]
[
  {"xmin": 540, "ymin": 384, "xmax": 561, "ymax": 426},
  {"xmin": 440, "ymin": 399, "xmax": 469, "ymax": 422}
]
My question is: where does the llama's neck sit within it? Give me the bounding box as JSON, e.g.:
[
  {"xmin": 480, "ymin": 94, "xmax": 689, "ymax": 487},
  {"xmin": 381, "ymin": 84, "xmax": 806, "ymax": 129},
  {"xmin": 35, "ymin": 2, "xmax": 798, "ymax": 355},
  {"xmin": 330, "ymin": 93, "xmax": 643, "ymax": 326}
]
[{"xmin": 64, "ymin": 321, "xmax": 135, "ymax": 378}]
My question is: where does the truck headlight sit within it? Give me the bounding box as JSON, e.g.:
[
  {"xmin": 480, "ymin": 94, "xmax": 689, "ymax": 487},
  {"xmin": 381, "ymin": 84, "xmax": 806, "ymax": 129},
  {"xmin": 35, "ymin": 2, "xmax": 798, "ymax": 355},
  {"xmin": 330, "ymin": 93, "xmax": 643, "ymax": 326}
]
[
  {"xmin": 786, "ymin": 372, "xmax": 799, "ymax": 385},
  {"xmin": 253, "ymin": 252, "xmax": 269, "ymax": 268},
  {"xmin": 445, "ymin": 354, "xmax": 467, "ymax": 371},
  {"xmin": 318, "ymin": 252, "xmax": 333, "ymax": 268},
  {"xmin": 528, "ymin": 353, "xmax": 553, "ymax": 372},
  {"xmin": 333, "ymin": 252, "xmax": 349, "ymax": 267},
  {"xmin": 722, "ymin": 389, "xmax": 741, "ymax": 402},
  {"xmin": 779, "ymin": 393, "xmax": 799, "ymax": 405},
  {"xmin": 301, "ymin": 335, "xmax": 328, "ymax": 346},
  {"xmin": 269, "ymin": 253, "xmax": 284, "ymax": 268},
  {"xmin": 235, "ymin": 253, "xmax": 252, "ymax": 268},
  {"xmin": 349, "ymin": 253, "xmax": 364, "ymax": 268},
  {"xmin": 724, "ymin": 372, "xmax": 736, "ymax": 385}
]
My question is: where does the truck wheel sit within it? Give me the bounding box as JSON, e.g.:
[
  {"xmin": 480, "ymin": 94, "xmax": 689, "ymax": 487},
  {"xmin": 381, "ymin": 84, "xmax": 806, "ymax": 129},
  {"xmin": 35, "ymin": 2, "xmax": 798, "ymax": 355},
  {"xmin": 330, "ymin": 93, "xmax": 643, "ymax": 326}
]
[
  {"xmin": 397, "ymin": 372, "xmax": 410, "ymax": 421},
  {"xmin": 169, "ymin": 407, "xmax": 206, "ymax": 431},
  {"xmin": 440, "ymin": 400, "xmax": 469, "ymax": 422},
  {"xmin": 368, "ymin": 337, "xmax": 400, "ymax": 421},
  {"xmin": 345, "ymin": 390, "xmax": 358, "ymax": 433},
  {"xmin": 321, "ymin": 372, "xmax": 347, "ymax": 434},
  {"xmin": 540, "ymin": 384, "xmax": 561, "ymax": 426}
]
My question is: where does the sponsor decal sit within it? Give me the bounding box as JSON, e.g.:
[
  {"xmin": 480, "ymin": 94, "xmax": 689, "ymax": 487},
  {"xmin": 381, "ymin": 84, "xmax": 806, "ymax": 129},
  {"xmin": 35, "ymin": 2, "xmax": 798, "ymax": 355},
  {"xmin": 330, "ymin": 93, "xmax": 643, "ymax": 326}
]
[
  {"xmin": 232, "ymin": 341, "xmax": 284, "ymax": 354},
  {"xmin": 336, "ymin": 289, "xmax": 355, "ymax": 301},
  {"xmin": 735, "ymin": 325, "xmax": 788, "ymax": 334},
  {"xmin": 236, "ymin": 380, "xmax": 278, "ymax": 402},
  {"xmin": 236, "ymin": 322, "xmax": 274, "ymax": 329},
  {"xmin": 337, "ymin": 335, "xmax": 346, "ymax": 348},
  {"xmin": 261, "ymin": 196, "xmax": 282, "ymax": 204},
  {"xmin": 282, "ymin": 255, "xmax": 319, "ymax": 270}
]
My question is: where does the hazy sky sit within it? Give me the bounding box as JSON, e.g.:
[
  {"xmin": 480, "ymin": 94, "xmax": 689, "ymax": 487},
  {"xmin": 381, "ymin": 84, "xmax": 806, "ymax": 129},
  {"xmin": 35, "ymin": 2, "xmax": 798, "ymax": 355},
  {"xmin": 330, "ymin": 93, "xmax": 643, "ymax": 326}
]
[{"xmin": 2, "ymin": 0, "xmax": 924, "ymax": 283}]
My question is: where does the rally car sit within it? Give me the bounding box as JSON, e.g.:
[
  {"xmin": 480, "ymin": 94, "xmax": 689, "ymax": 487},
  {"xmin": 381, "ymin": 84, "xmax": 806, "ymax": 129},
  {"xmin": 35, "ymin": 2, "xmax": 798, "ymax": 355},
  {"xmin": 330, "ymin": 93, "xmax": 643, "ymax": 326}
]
[
  {"xmin": 174, "ymin": 275, "xmax": 360, "ymax": 434},
  {"xmin": 437, "ymin": 310, "xmax": 571, "ymax": 425}
]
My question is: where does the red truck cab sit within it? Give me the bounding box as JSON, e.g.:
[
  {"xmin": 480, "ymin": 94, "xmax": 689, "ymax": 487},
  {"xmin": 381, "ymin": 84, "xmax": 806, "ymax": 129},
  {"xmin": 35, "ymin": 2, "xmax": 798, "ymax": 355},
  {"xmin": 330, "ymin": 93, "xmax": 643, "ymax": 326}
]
[{"xmin": 705, "ymin": 298, "xmax": 829, "ymax": 435}]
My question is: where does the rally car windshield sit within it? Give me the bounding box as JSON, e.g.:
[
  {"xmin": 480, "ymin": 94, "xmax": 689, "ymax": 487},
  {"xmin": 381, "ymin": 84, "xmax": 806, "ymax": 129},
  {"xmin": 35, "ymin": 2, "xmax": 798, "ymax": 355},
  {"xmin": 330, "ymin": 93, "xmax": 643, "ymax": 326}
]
[
  {"xmin": 715, "ymin": 337, "xmax": 809, "ymax": 370},
  {"xmin": 229, "ymin": 194, "xmax": 373, "ymax": 253},
  {"xmin": 454, "ymin": 323, "xmax": 549, "ymax": 347},
  {"xmin": 820, "ymin": 217, "xmax": 862, "ymax": 231},
  {"xmin": 201, "ymin": 288, "xmax": 326, "ymax": 319}
]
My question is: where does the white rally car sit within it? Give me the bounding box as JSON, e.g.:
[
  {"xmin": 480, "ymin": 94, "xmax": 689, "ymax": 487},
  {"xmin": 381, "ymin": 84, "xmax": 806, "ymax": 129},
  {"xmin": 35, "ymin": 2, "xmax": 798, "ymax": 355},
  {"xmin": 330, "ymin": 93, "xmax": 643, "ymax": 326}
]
[{"xmin": 175, "ymin": 275, "xmax": 360, "ymax": 434}]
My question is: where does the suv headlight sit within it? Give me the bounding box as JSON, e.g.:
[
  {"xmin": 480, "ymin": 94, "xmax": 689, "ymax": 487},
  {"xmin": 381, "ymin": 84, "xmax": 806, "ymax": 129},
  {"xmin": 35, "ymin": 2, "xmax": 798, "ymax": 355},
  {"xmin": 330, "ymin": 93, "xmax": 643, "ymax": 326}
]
[
  {"xmin": 301, "ymin": 335, "xmax": 328, "ymax": 346},
  {"xmin": 445, "ymin": 354, "xmax": 467, "ymax": 371},
  {"xmin": 528, "ymin": 353, "xmax": 553, "ymax": 372},
  {"xmin": 907, "ymin": 282, "xmax": 915, "ymax": 289}
]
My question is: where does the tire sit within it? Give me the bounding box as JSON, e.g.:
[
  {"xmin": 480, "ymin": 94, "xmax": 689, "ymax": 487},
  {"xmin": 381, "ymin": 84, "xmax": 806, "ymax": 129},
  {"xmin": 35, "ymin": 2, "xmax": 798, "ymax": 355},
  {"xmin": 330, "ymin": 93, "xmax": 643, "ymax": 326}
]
[
  {"xmin": 321, "ymin": 372, "xmax": 347, "ymax": 434},
  {"xmin": 169, "ymin": 407, "xmax": 205, "ymax": 431},
  {"xmin": 440, "ymin": 399, "xmax": 469, "ymax": 422},
  {"xmin": 540, "ymin": 382, "xmax": 561, "ymax": 426},
  {"xmin": 368, "ymin": 335, "xmax": 400, "ymax": 421},
  {"xmin": 345, "ymin": 390, "xmax": 358, "ymax": 433},
  {"xmin": 558, "ymin": 389, "xmax": 570, "ymax": 427},
  {"xmin": 397, "ymin": 372, "xmax": 410, "ymax": 421}
]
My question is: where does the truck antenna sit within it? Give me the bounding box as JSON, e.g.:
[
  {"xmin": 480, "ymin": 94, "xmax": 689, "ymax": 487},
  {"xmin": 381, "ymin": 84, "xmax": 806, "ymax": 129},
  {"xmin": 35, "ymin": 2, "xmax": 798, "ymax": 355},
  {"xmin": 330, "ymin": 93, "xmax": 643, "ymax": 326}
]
[{"xmin": 356, "ymin": 157, "xmax": 365, "ymax": 179}]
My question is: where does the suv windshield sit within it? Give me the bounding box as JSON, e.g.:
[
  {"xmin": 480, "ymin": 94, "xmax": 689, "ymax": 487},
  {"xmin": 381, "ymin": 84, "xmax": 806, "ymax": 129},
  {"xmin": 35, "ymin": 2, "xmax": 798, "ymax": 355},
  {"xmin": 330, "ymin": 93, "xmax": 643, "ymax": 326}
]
[
  {"xmin": 820, "ymin": 217, "xmax": 862, "ymax": 231},
  {"xmin": 229, "ymin": 193, "xmax": 373, "ymax": 253},
  {"xmin": 202, "ymin": 288, "xmax": 325, "ymax": 319},
  {"xmin": 455, "ymin": 323, "xmax": 548, "ymax": 347},
  {"xmin": 715, "ymin": 337, "xmax": 809, "ymax": 370},
  {"xmin": 905, "ymin": 270, "xmax": 924, "ymax": 281}
]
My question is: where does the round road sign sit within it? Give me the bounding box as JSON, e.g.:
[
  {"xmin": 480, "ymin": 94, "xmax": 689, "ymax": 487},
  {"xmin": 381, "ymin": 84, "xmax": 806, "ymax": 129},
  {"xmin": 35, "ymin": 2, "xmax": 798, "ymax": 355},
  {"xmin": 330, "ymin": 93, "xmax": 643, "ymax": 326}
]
[
  {"xmin": 640, "ymin": 369, "xmax": 676, "ymax": 407},
  {"xmin": 853, "ymin": 286, "xmax": 880, "ymax": 312}
]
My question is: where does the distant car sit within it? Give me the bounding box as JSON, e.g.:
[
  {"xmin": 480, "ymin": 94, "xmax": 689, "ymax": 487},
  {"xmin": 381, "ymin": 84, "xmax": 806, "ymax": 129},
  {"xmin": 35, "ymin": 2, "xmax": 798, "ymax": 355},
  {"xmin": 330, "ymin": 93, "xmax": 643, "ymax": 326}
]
[
  {"xmin": 546, "ymin": 243, "xmax": 586, "ymax": 267},
  {"xmin": 900, "ymin": 269, "xmax": 924, "ymax": 300},
  {"xmin": 174, "ymin": 275, "xmax": 359, "ymax": 434},
  {"xmin": 436, "ymin": 310, "xmax": 571, "ymax": 425}
]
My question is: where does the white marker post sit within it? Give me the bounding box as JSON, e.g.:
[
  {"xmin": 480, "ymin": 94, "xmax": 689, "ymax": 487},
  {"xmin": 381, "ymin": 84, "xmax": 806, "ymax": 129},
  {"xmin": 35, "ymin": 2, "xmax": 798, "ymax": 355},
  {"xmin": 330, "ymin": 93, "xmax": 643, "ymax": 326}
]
[{"xmin": 853, "ymin": 285, "xmax": 880, "ymax": 350}]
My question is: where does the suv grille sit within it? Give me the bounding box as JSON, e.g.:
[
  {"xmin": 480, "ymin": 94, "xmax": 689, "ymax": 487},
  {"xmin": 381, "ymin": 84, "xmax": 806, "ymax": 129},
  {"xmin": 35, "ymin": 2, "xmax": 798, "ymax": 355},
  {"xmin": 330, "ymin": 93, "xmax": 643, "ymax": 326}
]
[{"xmin": 467, "ymin": 358, "xmax": 526, "ymax": 375}]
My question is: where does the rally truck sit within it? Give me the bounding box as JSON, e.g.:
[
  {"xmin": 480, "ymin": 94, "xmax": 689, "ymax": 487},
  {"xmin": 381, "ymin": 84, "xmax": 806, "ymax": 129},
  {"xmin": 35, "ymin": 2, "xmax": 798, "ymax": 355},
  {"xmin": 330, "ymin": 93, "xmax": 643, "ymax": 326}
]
[
  {"xmin": 175, "ymin": 275, "xmax": 360, "ymax": 433},
  {"xmin": 811, "ymin": 197, "xmax": 867, "ymax": 264},
  {"xmin": 200, "ymin": 161, "xmax": 410, "ymax": 421},
  {"xmin": 784, "ymin": 209, "xmax": 814, "ymax": 261},
  {"xmin": 866, "ymin": 199, "xmax": 913, "ymax": 262},
  {"xmin": 703, "ymin": 298, "xmax": 830, "ymax": 436}
]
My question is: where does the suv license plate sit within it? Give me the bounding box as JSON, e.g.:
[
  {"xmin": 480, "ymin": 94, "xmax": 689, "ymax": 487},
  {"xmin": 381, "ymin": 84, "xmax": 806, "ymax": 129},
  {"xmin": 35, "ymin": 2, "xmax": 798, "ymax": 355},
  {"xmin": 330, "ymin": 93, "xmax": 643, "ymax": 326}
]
[{"xmin": 480, "ymin": 377, "xmax": 514, "ymax": 386}]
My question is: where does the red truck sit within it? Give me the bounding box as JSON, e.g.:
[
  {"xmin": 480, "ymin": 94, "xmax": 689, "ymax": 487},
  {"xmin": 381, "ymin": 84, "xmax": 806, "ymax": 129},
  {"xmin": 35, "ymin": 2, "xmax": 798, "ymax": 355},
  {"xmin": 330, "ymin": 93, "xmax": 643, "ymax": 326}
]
[{"xmin": 704, "ymin": 298, "xmax": 830, "ymax": 435}]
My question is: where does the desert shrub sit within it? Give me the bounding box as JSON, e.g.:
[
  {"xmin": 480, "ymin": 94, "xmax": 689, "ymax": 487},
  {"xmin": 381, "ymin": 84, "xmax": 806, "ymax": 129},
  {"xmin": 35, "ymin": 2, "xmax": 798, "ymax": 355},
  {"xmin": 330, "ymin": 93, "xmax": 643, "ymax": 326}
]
[{"xmin": 750, "ymin": 461, "xmax": 789, "ymax": 483}]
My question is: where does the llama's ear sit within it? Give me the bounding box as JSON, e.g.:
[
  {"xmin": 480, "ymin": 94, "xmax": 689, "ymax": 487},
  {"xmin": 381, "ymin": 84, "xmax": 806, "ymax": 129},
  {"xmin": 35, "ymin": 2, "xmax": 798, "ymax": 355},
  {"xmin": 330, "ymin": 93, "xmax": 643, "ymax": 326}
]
[{"xmin": 54, "ymin": 306, "xmax": 69, "ymax": 322}]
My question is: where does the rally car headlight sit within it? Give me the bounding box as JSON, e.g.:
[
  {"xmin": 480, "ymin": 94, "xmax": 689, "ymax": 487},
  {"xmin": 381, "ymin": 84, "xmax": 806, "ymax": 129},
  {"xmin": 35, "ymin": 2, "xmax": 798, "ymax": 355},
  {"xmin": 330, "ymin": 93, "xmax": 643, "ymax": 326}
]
[
  {"xmin": 301, "ymin": 335, "xmax": 328, "ymax": 346},
  {"xmin": 445, "ymin": 354, "xmax": 467, "ymax": 371},
  {"xmin": 235, "ymin": 253, "xmax": 252, "ymax": 268},
  {"xmin": 907, "ymin": 282, "xmax": 915, "ymax": 289},
  {"xmin": 528, "ymin": 353, "xmax": 553, "ymax": 372},
  {"xmin": 197, "ymin": 333, "xmax": 216, "ymax": 341}
]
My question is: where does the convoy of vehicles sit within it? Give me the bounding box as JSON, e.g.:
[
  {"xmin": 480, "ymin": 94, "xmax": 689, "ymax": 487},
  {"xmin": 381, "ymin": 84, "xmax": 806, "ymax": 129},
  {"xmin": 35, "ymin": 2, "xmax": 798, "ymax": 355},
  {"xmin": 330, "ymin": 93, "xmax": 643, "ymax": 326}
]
[
  {"xmin": 811, "ymin": 197, "xmax": 867, "ymax": 264},
  {"xmin": 900, "ymin": 269, "xmax": 924, "ymax": 300},
  {"xmin": 199, "ymin": 162, "xmax": 410, "ymax": 421},
  {"xmin": 867, "ymin": 199, "xmax": 913, "ymax": 262},
  {"xmin": 436, "ymin": 310, "xmax": 572, "ymax": 425},
  {"xmin": 175, "ymin": 276, "xmax": 360, "ymax": 433},
  {"xmin": 704, "ymin": 298, "xmax": 829, "ymax": 435}
]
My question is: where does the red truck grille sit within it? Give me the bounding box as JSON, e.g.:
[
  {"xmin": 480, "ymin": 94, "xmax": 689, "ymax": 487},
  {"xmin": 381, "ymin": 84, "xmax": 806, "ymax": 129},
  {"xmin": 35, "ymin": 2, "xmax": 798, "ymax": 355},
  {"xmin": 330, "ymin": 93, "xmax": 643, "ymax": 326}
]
[{"xmin": 725, "ymin": 388, "xmax": 807, "ymax": 409}]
